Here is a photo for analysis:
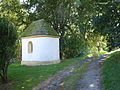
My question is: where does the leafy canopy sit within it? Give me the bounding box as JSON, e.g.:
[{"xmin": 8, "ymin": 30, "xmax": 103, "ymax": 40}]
[{"xmin": 93, "ymin": 2, "xmax": 120, "ymax": 50}]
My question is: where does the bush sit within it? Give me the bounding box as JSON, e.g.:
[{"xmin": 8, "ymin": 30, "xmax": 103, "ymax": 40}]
[
  {"xmin": 60, "ymin": 35, "xmax": 88, "ymax": 59},
  {"xmin": 0, "ymin": 16, "xmax": 17, "ymax": 83}
]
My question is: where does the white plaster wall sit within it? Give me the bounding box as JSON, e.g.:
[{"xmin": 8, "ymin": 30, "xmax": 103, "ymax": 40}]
[{"xmin": 22, "ymin": 37, "xmax": 60, "ymax": 61}]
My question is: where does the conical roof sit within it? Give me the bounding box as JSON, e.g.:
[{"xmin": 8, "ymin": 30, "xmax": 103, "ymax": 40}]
[{"xmin": 22, "ymin": 19, "xmax": 57, "ymax": 37}]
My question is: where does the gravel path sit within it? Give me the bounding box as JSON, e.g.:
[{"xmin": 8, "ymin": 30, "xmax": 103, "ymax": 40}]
[
  {"xmin": 33, "ymin": 56, "xmax": 97, "ymax": 90},
  {"xmin": 33, "ymin": 55, "xmax": 107, "ymax": 90},
  {"xmin": 76, "ymin": 54, "xmax": 107, "ymax": 90}
]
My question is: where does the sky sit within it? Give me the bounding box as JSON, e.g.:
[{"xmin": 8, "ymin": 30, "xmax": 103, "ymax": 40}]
[
  {"xmin": 20, "ymin": 0, "xmax": 27, "ymax": 4},
  {"xmin": 20, "ymin": 0, "xmax": 36, "ymax": 13}
]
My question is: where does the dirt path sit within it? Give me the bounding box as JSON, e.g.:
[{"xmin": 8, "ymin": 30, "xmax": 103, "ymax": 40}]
[
  {"xmin": 33, "ymin": 56, "xmax": 96, "ymax": 90},
  {"xmin": 76, "ymin": 54, "xmax": 107, "ymax": 90},
  {"xmin": 33, "ymin": 55, "xmax": 107, "ymax": 90}
]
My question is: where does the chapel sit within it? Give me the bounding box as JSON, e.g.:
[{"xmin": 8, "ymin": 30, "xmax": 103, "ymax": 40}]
[{"xmin": 21, "ymin": 19, "xmax": 60, "ymax": 65}]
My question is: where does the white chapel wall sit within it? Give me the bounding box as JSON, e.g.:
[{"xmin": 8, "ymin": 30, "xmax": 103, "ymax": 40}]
[{"xmin": 22, "ymin": 37, "xmax": 60, "ymax": 61}]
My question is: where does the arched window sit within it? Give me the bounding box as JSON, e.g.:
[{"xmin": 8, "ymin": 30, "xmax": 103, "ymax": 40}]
[{"xmin": 28, "ymin": 41, "xmax": 33, "ymax": 53}]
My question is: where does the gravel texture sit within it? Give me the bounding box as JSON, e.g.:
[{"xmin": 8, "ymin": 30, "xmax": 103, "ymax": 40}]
[
  {"xmin": 33, "ymin": 55, "xmax": 97, "ymax": 90},
  {"xmin": 76, "ymin": 54, "xmax": 107, "ymax": 90}
]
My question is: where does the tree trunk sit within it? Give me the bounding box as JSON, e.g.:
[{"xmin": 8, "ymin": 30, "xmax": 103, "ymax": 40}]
[
  {"xmin": 0, "ymin": 60, "xmax": 8, "ymax": 84},
  {"xmin": 0, "ymin": 69, "xmax": 8, "ymax": 84},
  {"xmin": 1, "ymin": 73, "xmax": 8, "ymax": 84}
]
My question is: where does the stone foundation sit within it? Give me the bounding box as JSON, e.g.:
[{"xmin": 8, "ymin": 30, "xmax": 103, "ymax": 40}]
[{"xmin": 21, "ymin": 60, "xmax": 60, "ymax": 66}]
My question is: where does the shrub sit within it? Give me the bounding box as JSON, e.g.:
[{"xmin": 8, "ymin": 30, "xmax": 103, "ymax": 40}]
[
  {"xmin": 60, "ymin": 35, "xmax": 88, "ymax": 59},
  {"xmin": 0, "ymin": 16, "xmax": 17, "ymax": 83}
]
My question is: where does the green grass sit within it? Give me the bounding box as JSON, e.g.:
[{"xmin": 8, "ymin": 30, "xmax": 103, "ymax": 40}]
[
  {"xmin": 2, "ymin": 55, "xmax": 87, "ymax": 90},
  {"xmin": 102, "ymin": 51, "xmax": 120, "ymax": 90}
]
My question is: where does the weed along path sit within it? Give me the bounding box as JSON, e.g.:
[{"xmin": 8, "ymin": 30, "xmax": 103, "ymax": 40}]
[{"xmin": 33, "ymin": 55, "xmax": 107, "ymax": 90}]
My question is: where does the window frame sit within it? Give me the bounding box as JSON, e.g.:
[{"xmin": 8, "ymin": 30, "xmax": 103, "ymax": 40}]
[{"xmin": 28, "ymin": 41, "xmax": 33, "ymax": 53}]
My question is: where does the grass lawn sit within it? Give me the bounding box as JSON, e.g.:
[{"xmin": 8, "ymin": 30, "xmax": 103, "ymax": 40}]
[
  {"xmin": 102, "ymin": 51, "xmax": 120, "ymax": 90},
  {"xmin": 1, "ymin": 55, "xmax": 87, "ymax": 90}
]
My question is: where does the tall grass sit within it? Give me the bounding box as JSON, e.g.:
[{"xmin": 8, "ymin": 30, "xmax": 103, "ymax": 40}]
[{"xmin": 102, "ymin": 51, "xmax": 120, "ymax": 90}]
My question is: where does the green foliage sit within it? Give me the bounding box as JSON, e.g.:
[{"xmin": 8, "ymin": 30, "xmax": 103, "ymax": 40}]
[
  {"xmin": 24, "ymin": 0, "xmax": 75, "ymax": 37},
  {"xmin": 0, "ymin": 0, "xmax": 29, "ymax": 31},
  {"xmin": 87, "ymin": 33, "xmax": 107, "ymax": 53},
  {"xmin": 93, "ymin": 2, "xmax": 120, "ymax": 51},
  {"xmin": 60, "ymin": 35, "xmax": 88, "ymax": 59},
  {"xmin": 102, "ymin": 51, "xmax": 120, "ymax": 90},
  {"xmin": 22, "ymin": 0, "xmax": 109, "ymax": 58},
  {"xmin": 0, "ymin": 0, "xmax": 30, "ymax": 59},
  {"xmin": 73, "ymin": 0, "xmax": 108, "ymax": 54},
  {"xmin": 23, "ymin": 0, "xmax": 90, "ymax": 59},
  {"xmin": 0, "ymin": 0, "xmax": 112, "ymax": 60},
  {"xmin": 0, "ymin": 16, "xmax": 17, "ymax": 83}
]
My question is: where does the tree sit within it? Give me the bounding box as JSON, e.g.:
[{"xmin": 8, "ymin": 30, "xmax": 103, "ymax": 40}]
[
  {"xmin": 22, "ymin": 0, "xmax": 109, "ymax": 58},
  {"xmin": 23, "ymin": 0, "xmax": 85, "ymax": 59},
  {"xmin": 73, "ymin": 0, "xmax": 108, "ymax": 53},
  {"xmin": 93, "ymin": 1, "xmax": 120, "ymax": 51},
  {"xmin": 0, "ymin": 0, "xmax": 29, "ymax": 31},
  {"xmin": 0, "ymin": 0, "xmax": 30, "ymax": 59},
  {"xmin": 24, "ymin": 0, "xmax": 75, "ymax": 37},
  {"xmin": 0, "ymin": 16, "xmax": 17, "ymax": 83}
]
